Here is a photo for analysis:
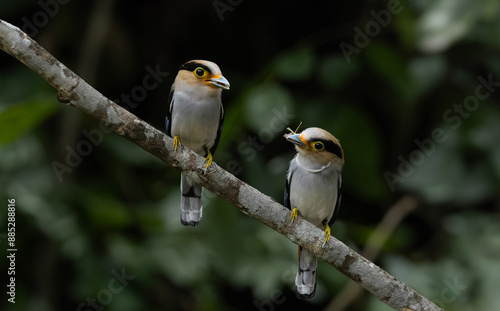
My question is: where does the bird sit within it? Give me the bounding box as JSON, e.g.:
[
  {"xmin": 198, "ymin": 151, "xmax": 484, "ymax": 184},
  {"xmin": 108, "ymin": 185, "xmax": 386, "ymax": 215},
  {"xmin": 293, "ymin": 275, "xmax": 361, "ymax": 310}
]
[
  {"xmin": 165, "ymin": 60, "xmax": 230, "ymax": 226},
  {"xmin": 284, "ymin": 127, "xmax": 344, "ymax": 299}
]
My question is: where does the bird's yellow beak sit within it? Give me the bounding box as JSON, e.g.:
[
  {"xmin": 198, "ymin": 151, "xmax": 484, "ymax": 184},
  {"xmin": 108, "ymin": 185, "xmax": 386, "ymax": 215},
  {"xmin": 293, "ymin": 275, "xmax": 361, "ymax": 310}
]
[
  {"xmin": 285, "ymin": 133, "xmax": 306, "ymax": 147},
  {"xmin": 208, "ymin": 75, "xmax": 230, "ymax": 90}
]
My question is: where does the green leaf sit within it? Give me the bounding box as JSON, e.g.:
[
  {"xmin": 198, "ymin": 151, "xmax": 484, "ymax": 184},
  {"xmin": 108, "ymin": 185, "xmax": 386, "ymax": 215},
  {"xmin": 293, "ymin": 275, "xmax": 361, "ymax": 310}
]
[
  {"xmin": 332, "ymin": 106, "xmax": 387, "ymax": 200},
  {"xmin": 417, "ymin": 0, "xmax": 500, "ymax": 52},
  {"xmin": 401, "ymin": 107, "xmax": 500, "ymax": 204},
  {"xmin": 274, "ymin": 47, "xmax": 316, "ymax": 81},
  {"xmin": 409, "ymin": 55, "xmax": 447, "ymax": 95},
  {"xmin": 243, "ymin": 84, "xmax": 294, "ymax": 135},
  {"xmin": 318, "ymin": 55, "xmax": 359, "ymax": 90},
  {"xmin": 0, "ymin": 99, "xmax": 60, "ymax": 144},
  {"xmin": 82, "ymin": 190, "xmax": 132, "ymax": 228},
  {"xmin": 365, "ymin": 42, "xmax": 417, "ymax": 105}
]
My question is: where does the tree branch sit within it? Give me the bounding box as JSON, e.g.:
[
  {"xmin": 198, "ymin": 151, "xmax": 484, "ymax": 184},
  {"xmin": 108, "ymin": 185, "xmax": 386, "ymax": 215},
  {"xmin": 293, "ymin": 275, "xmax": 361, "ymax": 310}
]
[
  {"xmin": 0, "ymin": 19, "xmax": 442, "ymax": 311},
  {"xmin": 325, "ymin": 195, "xmax": 418, "ymax": 311}
]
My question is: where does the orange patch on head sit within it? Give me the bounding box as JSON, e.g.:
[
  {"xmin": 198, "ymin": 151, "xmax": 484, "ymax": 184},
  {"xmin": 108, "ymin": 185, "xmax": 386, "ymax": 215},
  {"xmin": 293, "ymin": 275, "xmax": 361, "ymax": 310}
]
[
  {"xmin": 298, "ymin": 134, "xmax": 308, "ymax": 149},
  {"xmin": 204, "ymin": 74, "xmax": 219, "ymax": 88}
]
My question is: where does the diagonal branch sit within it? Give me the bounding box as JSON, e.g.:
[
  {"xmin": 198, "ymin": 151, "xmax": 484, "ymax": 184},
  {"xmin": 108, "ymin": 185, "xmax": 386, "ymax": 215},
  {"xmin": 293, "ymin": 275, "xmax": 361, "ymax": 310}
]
[
  {"xmin": 0, "ymin": 19, "xmax": 442, "ymax": 311},
  {"xmin": 325, "ymin": 195, "xmax": 418, "ymax": 311}
]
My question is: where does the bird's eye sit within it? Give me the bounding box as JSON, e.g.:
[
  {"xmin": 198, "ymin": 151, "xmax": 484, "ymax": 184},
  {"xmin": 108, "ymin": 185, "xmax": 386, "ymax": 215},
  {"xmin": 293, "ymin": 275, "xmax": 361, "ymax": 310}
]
[
  {"xmin": 313, "ymin": 142, "xmax": 324, "ymax": 151},
  {"xmin": 194, "ymin": 67, "xmax": 206, "ymax": 78}
]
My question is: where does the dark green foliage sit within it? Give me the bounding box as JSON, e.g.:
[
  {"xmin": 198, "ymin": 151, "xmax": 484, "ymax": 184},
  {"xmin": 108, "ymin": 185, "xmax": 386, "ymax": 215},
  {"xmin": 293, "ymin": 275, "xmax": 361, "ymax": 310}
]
[{"xmin": 1, "ymin": 1, "xmax": 499, "ymax": 310}]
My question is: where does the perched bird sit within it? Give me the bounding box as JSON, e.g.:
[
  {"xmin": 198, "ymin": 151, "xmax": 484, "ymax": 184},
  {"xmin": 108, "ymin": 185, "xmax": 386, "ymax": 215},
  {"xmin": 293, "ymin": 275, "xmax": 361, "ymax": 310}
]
[
  {"xmin": 284, "ymin": 127, "xmax": 344, "ymax": 299},
  {"xmin": 166, "ymin": 60, "xmax": 230, "ymax": 226}
]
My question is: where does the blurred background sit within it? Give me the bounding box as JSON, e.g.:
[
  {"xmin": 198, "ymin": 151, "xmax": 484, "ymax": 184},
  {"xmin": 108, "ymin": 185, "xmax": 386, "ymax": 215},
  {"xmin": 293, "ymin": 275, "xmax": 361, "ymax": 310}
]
[{"xmin": 1, "ymin": 0, "xmax": 500, "ymax": 310}]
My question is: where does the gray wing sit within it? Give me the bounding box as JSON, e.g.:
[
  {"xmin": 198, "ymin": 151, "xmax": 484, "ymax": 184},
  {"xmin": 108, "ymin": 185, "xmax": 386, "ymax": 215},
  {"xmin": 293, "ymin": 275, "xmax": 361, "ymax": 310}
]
[
  {"xmin": 328, "ymin": 170, "xmax": 343, "ymax": 227},
  {"xmin": 165, "ymin": 89, "xmax": 174, "ymax": 137}
]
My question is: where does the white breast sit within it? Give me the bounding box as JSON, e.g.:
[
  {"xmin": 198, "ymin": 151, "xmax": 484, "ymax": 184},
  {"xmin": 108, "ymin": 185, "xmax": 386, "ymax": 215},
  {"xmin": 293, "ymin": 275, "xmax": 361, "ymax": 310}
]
[
  {"xmin": 170, "ymin": 90, "xmax": 222, "ymax": 155},
  {"xmin": 288, "ymin": 157, "xmax": 341, "ymax": 228}
]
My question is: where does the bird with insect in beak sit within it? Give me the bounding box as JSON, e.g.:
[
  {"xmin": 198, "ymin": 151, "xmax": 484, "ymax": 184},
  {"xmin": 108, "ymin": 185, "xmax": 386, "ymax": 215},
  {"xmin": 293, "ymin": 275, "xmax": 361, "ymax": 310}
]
[
  {"xmin": 284, "ymin": 127, "xmax": 344, "ymax": 299},
  {"xmin": 165, "ymin": 60, "xmax": 230, "ymax": 226}
]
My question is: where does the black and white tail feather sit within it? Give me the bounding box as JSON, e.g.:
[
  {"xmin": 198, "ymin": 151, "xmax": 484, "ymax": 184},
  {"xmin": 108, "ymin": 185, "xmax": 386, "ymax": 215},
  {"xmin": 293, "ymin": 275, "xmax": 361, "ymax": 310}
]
[{"xmin": 180, "ymin": 174, "xmax": 203, "ymax": 226}]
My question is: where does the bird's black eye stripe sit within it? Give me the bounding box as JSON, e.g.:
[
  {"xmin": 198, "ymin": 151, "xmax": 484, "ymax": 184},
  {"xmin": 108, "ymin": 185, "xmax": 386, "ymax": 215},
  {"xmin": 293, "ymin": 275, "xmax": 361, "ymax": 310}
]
[
  {"xmin": 179, "ymin": 62, "xmax": 212, "ymax": 75},
  {"xmin": 310, "ymin": 138, "xmax": 343, "ymax": 159}
]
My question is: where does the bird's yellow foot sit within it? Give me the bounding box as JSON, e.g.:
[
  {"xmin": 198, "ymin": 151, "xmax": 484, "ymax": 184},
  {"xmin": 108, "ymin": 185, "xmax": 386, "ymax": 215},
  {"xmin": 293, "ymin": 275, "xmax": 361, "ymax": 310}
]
[
  {"xmin": 173, "ymin": 136, "xmax": 181, "ymax": 151},
  {"xmin": 290, "ymin": 208, "xmax": 299, "ymax": 224},
  {"xmin": 322, "ymin": 223, "xmax": 331, "ymax": 247},
  {"xmin": 204, "ymin": 150, "xmax": 213, "ymax": 170}
]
